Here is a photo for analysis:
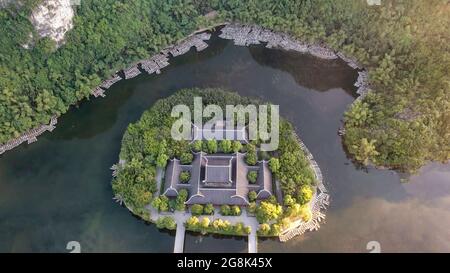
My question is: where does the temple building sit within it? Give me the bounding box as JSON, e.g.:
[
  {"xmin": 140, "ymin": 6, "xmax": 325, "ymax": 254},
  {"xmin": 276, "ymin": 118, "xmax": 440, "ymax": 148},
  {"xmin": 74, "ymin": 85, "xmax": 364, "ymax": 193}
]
[{"xmin": 162, "ymin": 152, "xmax": 273, "ymax": 206}]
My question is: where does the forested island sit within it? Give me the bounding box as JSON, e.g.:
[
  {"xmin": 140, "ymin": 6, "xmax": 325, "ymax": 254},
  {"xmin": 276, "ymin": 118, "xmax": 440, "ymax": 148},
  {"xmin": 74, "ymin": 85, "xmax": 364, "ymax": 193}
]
[
  {"xmin": 1, "ymin": 1, "xmax": 449, "ymax": 172},
  {"xmin": 112, "ymin": 88, "xmax": 328, "ymax": 239}
]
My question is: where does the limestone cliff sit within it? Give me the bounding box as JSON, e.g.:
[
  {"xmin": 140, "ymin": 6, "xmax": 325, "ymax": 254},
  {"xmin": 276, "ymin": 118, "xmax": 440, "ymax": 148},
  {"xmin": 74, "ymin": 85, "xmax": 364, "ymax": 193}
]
[{"xmin": 29, "ymin": 0, "xmax": 75, "ymax": 47}]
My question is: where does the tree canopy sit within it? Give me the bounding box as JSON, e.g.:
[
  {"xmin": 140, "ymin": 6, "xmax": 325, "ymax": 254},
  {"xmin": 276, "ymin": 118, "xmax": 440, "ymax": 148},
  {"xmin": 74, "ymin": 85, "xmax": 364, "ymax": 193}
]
[
  {"xmin": 1, "ymin": 1, "xmax": 448, "ymax": 172},
  {"xmin": 256, "ymin": 201, "xmax": 283, "ymax": 224}
]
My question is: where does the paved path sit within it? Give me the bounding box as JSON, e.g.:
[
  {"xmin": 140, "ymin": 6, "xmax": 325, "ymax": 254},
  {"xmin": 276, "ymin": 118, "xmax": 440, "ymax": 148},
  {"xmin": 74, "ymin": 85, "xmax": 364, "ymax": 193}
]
[
  {"xmin": 155, "ymin": 167, "xmax": 163, "ymax": 194},
  {"xmin": 248, "ymin": 224, "xmax": 258, "ymax": 253},
  {"xmin": 274, "ymin": 179, "xmax": 283, "ymax": 204},
  {"xmin": 173, "ymin": 222, "xmax": 186, "ymax": 253},
  {"xmin": 172, "ymin": 211, "xmax": 191, "ymax": 253}
]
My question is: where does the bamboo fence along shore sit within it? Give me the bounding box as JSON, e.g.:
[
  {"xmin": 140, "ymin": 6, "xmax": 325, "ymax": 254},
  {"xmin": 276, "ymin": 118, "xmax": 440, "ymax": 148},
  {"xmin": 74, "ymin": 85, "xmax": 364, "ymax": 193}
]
[
  {"xmin": 0, "ymin": 31, "xmax": 213, "ymax": 155},
  {"xmin": 91, "ymin": 32, "xmax": 212, "ymax": 98},
  {"xmin": 219, "ymin": 23, "xmax": 371, "ymax": 100},
  {"xmin": 140, "ymin": 53, "xmax": 170, "ymax": 75},
  {"xmin": 60, "ymin": 22, "xmax": 370, "ymax": 130},
  {"xmin": 169, "ymin": 32, "xmax": 211, "ymax": 57},
  {"xmin": 100, "ymin": 73, "xmax": 122, "ymax": 89},
  {"xmin": 123, "ymin": 66, "xmax": 141, "ymax": 79},
  {"xmin": 278, "ymin": 132, "xmax": 330, "ymax": 242},
  {"xmin": 219, "ymin": 23, "xmax": 337, "ymax": 59},
  {"xmin": 0, "ymin": 116, "xmax": 57, "ymax": 155},
  {"xmin": 1, "ymin": 22, "xmax": 370, "ymax": 195}
]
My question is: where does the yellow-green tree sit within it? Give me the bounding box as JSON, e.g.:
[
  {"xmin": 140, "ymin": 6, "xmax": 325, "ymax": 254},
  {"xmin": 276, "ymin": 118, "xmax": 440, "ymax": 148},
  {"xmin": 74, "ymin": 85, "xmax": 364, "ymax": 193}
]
[{"xmin": 353, "ymin": 138, "xmax": 379, "ymax": 165}]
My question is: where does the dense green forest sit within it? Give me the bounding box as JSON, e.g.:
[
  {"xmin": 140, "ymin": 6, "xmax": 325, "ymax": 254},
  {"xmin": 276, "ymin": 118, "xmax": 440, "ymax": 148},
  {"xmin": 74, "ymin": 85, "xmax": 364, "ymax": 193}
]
[{"xmin": 1, "ymin": 0, "xmax": 449, "ymax": 171}]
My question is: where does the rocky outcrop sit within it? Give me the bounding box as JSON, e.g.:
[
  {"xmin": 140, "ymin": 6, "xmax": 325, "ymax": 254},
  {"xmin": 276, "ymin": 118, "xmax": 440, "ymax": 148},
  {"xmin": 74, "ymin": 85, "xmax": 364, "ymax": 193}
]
[{"xmin": 29, "ymin": 0, "xmax": 75, "ymax": 47}]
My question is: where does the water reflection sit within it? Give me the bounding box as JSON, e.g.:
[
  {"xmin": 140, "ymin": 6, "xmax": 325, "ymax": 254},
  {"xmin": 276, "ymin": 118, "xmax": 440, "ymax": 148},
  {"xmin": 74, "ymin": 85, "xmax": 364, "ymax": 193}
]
[
  {"xmin": 184, "ymin": 231, "xmax": 247, "ymax": 253},
  {"xmin": 249, "ymin": 46, "xmax": 358, "ymax": 95}
]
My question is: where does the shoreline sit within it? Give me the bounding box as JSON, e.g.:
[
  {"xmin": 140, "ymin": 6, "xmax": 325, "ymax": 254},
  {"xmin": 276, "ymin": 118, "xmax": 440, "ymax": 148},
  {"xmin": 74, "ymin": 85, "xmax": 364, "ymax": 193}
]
[
  {"xmin": 2, "ymin": 22, "xmax": 368, "ymax": 242},
  {"xmin": 278, "ymin": 131, "xmax": 330, "ymax": 242},
  {"xmin": 0, "ymin": 22, "xmax": 369, "ymax": 157},
  {"xmin": 0, "ymin": 116, "xmax": 57, "ymax": 155}
]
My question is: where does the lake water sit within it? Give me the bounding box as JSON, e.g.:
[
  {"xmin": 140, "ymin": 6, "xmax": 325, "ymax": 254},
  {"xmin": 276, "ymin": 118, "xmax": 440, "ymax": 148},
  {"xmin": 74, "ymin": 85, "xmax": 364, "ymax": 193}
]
[{"xmin": 0, "ymin": 32, "xmax": 448, "ymax": 253}]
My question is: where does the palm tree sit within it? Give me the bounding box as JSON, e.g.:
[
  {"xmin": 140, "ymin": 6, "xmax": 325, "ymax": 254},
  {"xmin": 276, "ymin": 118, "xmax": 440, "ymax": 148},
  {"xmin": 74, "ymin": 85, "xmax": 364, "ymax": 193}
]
[{"xmin": 113, "ymin": 194, "xmax": 124, "ymax": 205}]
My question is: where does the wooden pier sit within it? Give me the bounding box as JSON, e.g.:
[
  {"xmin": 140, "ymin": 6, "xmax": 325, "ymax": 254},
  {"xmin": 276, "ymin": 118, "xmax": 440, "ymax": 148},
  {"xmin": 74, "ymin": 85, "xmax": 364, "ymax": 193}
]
[
  {"xmin": 92, "ymin": 87, "xmax": 105, "ymax": 98},
  {"xmin": 100, "ymin": 74, "xmax": 122, "ymax": 89},
  {"xmin": 0, "ymin": 116, "xmax": 57, "ymax": 155},
  {"xmin": 140, "ymin": 53, "xmax": 170, "ymax": 75},
  {"xmin": 169, "ymin": 32, "xmax": 211, "ymax": 57},
  {"xmin": 123, "ymin": 66, "xmax": 141, "ymax": 79}
]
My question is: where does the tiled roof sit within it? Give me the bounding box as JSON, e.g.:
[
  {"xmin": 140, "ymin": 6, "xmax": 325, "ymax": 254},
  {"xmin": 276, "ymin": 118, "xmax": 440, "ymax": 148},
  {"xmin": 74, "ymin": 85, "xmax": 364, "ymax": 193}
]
[
  {"xmin": 203, "ymin": 155, "xmax": 232, "ymax": 184},
  {"xmin": 185, "ymin": 189, "xmax": 249, "ymax": 206},
  {"xmin": 256, "ymin": 161, "xmax": 273, "ymax": 199},
  {"xmin": 163, "ymin": 151, "xmax": 273, "ymax": 205},
  {"xmin": 204, "ymin": 165, "xmax": 231, "ymax": 183}
]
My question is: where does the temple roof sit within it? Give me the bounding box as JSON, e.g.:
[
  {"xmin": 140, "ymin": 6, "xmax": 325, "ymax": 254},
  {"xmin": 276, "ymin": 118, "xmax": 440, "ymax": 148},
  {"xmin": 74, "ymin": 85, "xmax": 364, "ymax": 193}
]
[{"xmin": 163, "ymin": 151, "xmax": 273, "ymax": 205}]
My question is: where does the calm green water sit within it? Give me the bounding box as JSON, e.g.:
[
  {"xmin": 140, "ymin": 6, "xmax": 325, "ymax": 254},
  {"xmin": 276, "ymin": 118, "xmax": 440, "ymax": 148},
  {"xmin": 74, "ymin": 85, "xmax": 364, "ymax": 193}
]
[{"xmin": 0, "ymin": 33, "xmax": 449, "ymax": 252}]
